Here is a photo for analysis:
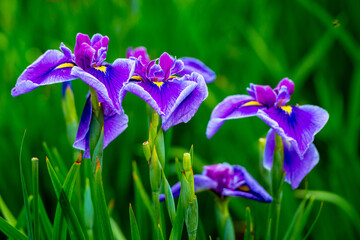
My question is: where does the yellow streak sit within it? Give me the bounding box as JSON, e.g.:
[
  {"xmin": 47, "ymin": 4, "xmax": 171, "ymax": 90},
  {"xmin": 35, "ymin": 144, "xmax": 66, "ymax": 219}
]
[
  {"xmin": 242, "ymin": 101, "xmax": 262, "ymax": 107},
  {"xmin": 130, "ymin": 76, "xmax": 143, "ymax": 81},
  {"xmin": 238, "ymin": 185, "xmax": 250, "ymax": 192},
  {"xmin": 168, "ymin": 75, "xmax": 178, "ymax": 79},
  {"xmin": 56, "ymin": 63, "xmax": 75, "ymax": 69},
  {"xmin": 94, "ymin": 66, "xmax": 106, "ymax": 73},
  {"xmin": 281, "ymin": 106, "xmax": 292, "ymax": 115},
  {"xmin": 153, "ymin": 81, "xmax": 164, "ymax": 88}
]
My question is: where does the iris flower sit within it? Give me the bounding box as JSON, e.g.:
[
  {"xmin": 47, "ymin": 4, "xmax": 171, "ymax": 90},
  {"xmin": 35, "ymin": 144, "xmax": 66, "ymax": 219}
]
[
  {"xmin": 12, "ymin": 33, "xmax": 135, "ymax": 154},
  {"xmin": 160, "ymin": 163, "xmax": 272, "ymax": 203},
  {"xmin": 206, "ymin": 78, "xmax": 329, "ymax": 188},
  {"xmin": 124, "ymin": 47, "xmax": 214, "ymax": 130}
]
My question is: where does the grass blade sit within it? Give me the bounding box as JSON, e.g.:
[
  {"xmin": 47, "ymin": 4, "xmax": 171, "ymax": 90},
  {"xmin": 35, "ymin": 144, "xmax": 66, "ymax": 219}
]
[
  {"xmin": 0, "ymin": 216, "xmax": 28, "ymax": 240},
  {"xmin": 244, "ymin": 207, "xmax": 253, "ymax": 240},
  {"xmin": 39, "ymin": 198, "xmax": 53, "ymax": 240},
  {"xmin": 94, "ymin": 159, "xmax": 114, "ymax": 240},
  {"xmin": 302, "ymin": 201, "xmax": 323, "ymax": 240},
  {"xmin": 31, "ymin": 157, "xmax": 40, "ymax": 240},
  {"xmin": 282, "ymin": 197, "xmax": 307, "ymax": 240},
  {"xmin": 58, "ymin": 190, "xmax": 86, "ymax": 240},
  {"xmin": 19, "ymin": 130, "xmax": 33, "ymax": 239},
  {"xmin": 162, "ymin": 171, "xmax": 176, "ymax": 225},
  {"xmin": 110, "ymin": 218, "xmax": 126, "ymax": 240},
  {"xmin": 0, "ymin": 195, "xmax": 16, "ymax": 226},
  {"xmin": 129, "ymin": 204, "xmax": 141, "ymax": 240}
]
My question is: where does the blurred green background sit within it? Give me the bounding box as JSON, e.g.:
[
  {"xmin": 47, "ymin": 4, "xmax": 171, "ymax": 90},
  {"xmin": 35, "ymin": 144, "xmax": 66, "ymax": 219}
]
[{"xmin": 1, "ymin": 0, "xmax": 359, "ymax": 239}]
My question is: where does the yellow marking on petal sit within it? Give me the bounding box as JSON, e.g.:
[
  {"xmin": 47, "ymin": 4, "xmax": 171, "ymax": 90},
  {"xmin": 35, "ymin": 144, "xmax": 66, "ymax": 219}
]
[
  {"xmin": 130, "ymin": 75, "xmax": 143, "ymax": 81},
  {"xmin": 94, "ymin": 66, "xmax": 106, "ymax": 73},
  {"xmin": 281, "ymin": 106, "xmax": 292, "ymax": 115},
  {"xmin": 168, "ymin": 75, "xmax": 178, "ymax": 79},
  {"xmin": 238, "ymin": 185, "xmax": 250, "ymax": 192},
  {"xmin": 56, "ymin": 63, "xmax": 75, "ymax": 69},
  {"xmin": 153, "ymin": 81, "xmax": 164, "ymax": 88},
  {"xmin": 242, "ymin": 101, "xmax": 262, "ymax": 107}
]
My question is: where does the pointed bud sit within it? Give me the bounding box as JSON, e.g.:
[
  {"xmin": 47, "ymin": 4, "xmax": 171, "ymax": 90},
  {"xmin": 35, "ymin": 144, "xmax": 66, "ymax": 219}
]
[{"xmin": 143, "ymin": 141, "xmax": 151, "ymax": 163}]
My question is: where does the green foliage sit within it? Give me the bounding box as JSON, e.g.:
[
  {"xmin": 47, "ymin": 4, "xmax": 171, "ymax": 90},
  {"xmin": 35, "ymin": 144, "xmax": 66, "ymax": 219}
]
[{"xmin": 1, "ymin": 0, "xmax": 360, "ymax": 239}]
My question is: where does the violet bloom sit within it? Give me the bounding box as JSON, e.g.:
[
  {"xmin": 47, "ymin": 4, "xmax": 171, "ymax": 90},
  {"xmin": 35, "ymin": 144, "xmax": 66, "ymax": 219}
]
[
  {"xmin": 160, "ymin": 163, "xmax": 272, "ymax": 203},
  {"xmin": 207, "ymin": 78, "xmax": 329, "ymax": 188},
  {"xmin": 124, "ymin": 47, "xmax": 213, "ymax": 130},
  {"xmin": 12, "ymin": 33, "xmax": 134, "ymax": 114},
  {"xmin": 12, "ymin": 33, "xmax": 134, "ymax": 154}
]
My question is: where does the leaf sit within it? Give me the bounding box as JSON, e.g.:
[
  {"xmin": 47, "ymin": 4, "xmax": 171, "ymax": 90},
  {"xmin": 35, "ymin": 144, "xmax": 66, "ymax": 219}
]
[
  {"xmin": 244, "ymin": 207, "xmax": 253, "ymax": 240},
  {"xmin": 110, "ymin": 218, "xmax": 126, "ymax": 240},
  {"xmin": 0, "ymin": 216, "xmax": 28, "ymax": 240},
  {"xmin": 129, "ymin": 204, "xmax": 141, "ymax": 240},
  {"xmin": 19, "ymin": 130, "xmax": 33, "ymax": 239},
  {"xmin": 94, "ymin": 159, "xmax": 114, "ymax": 240},
  {"xmin": 302, "ymin": 201, "xmax": 323, "ymax": 240},
  {"xmin": 162, "ymin": 171, "xmax": 176, "ymax": 225},
  {"xmin": 32, "ymin": 157, "xmax": 40, "ymax": 240},
  {"xmin": 0, "ymin": 195, "xmax": 16, "ymax": 226},
  {"xmin": 58, "ymin": 190, "xmax": 86, "ymax": 240},
  {"xmin": 39, "ymin": 198, "xmax": 53, "ymax": 240},
  {"xmin": 155, "ymin": 129, "xmax": 165, "ymax": 168},
  {"xmin": 283, "ymin": 197, "xmax": 307, "ymax": 240}
]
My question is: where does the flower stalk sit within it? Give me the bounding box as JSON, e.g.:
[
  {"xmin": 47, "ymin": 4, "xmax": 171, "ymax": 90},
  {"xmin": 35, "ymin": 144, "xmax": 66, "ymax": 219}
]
[{"xmin": 215, "ymin": 197, "xmax": 235, "ymax": 240}]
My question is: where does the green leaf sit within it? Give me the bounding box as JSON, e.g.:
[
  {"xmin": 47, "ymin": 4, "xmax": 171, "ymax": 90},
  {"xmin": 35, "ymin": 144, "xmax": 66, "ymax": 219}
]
[
  {"xmin": 19, "ymin": 130, "xmax": 33, "ymax": 239},
  {"xmin": 302, "ymin": 201, "xmax": 323, "ymax": 240},
  {"xmin": 43, "ymin": 142, "xmax": 66, "ymax": 182},
  {"xmin": 162, "ymin": 171, "xmax": 176, "ymax": 225},
  {"xmin": 110, "ymin": 218, "xmax": 126, "ymax": 240},
  {"xmin": 129, "ymin": 204, "xmax": 141, "ymax": 240},
  {"xmin": 294, "ymin": 190, "xmax": 360, "ymax": 234},
  {"xmin": 283, "ymin": 197, "xmax": 307, "ymax": 240},
  {"xmin": 0, "ymin": 195, "xmax": 16, "ymax": 226},
  {"xmin": 58, "ymin": 190, "xmax": 86, "ymax": 240},
  {"xmin": 155, "ymin": 128, "xmax": 165, "ymax": 168},
  {"xmin": 94, "ymin": 160, "xmax": 114, "ymax": 240},
  {"xmin": 0, "ymin": 216, "xmax": 28, "ymax": 240},
  {"xmin": 245, "ymin": 207, "xmax": 253, "ymax": 240},
  {"xmin": 32, "ymin": 157, "xmax": 40, "ymax": 240}
]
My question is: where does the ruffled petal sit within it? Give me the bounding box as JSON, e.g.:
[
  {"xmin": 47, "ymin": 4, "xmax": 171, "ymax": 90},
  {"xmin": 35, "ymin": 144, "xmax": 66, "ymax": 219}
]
[
  {"xmin": 71, "ymin": 58, "xmax": 135, "ymax": 113},
  {"xmin": 73, "ymin": 95, "xmax": 129, "ymax": 158},
  {"xmin": 257, "ymin": 105, "xmax": 329, "ymax": 158},
  {"xmin": 178, "ymin": 57, "xmax": 216, "ymax": 83},
  {"xmin": 206, "ymin": 95, "xmax": 266, "ymax": 138},
  {"xmin": 126, "ymin": 47, "xmax": 150, "ymax": 66},
  {"xmin": 12, "ymin": 50, "xmax": 76, "ymax": 97},
  {"xmin": 161, "ymin": 73, "xmax": 208, "ymax": 131},
  {"xmin": 253, "ymin": 85, "xmax": 276, "ymax": 107},
  {"xmin": 74, "ymin": 33, "xmax": 93, "ymax": 69},
  {"xmin": 275, "ymin": 78, "xmax": 294, "ymax": 95},
  {"xmin": 263, "ymin": 129, "xmax": 319, "ymax": 189}
]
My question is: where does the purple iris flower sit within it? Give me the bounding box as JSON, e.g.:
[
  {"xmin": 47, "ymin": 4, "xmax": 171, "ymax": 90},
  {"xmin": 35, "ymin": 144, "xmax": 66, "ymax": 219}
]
[
  {"xmin": 160, "ymin": 163, "xmax": 272, "ymax": 203},
  {"xmin": 12, "ymin": 33, "xmax": 134, "ymax": 154},
  {"xmin": 124, "ymin": 47, "xmax": 213, "ymax": 131},
  {"xmin": 206, "ymin": 78, "xmax": 329, "ymax": 188},
  {"xmin": 12, "ymin": 33, "xmax": 135, "ymax": 114}
]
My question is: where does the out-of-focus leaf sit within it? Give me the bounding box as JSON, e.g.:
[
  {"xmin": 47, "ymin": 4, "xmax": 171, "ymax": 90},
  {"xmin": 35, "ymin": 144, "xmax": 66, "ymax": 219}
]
[
  {"xmin": 0, "ymin": 217, "xmax": 28, "ymax": 240},
  {"xmin": 129, "ymin": 204, "xmax": 141, "ymax": 240}
]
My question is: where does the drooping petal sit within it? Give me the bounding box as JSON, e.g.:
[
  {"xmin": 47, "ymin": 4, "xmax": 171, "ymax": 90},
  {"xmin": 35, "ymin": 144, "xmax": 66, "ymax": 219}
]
[
  {"xmin": 73, "ymin": 95, "xmax": 129, "ymax": 158},
  {"xmin": 159, "ymin": 175, "xmax": 218, "ymax": 202},
  {"xmin": 11, "ymin": 50, "xmax": 76, "ymax": 97},
  {"xmin": 257, "ymin": 105, "xmax": 329, "ymax": 158},
  {"xmin": 178, "ymin": 57, "xmax": 216, "ymax": 83},
  {"xmin": 230, "ymin": 166, "xmax": 273, "ymax": 202},
  {"xmin": 263, "ymin": 129, "xmax": 319, "ymax": 189},
  {"xmin": 206, "ymin": 95, "xmax": 266, "ymax": 138},
  {"xmin": 71, "ymin": 58, "xmax": 135, "ymax": 113},
  {"xmin": 123, "ymin": 75, "xmax": 198, "ymax": 120},
  {"xmin": 161, "ymin": 73, "xmax": 208, "ymax": 131}
]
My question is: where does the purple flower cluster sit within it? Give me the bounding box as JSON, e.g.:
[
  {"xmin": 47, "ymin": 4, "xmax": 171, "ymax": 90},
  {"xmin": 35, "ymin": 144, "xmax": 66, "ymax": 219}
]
[
  {"xmin": 207, "ymin": 78, "xmax": 329, "ymax": 188},
  {"xmin": 12, "ymin": 33, "xmax": 215, "ymax": 155}
]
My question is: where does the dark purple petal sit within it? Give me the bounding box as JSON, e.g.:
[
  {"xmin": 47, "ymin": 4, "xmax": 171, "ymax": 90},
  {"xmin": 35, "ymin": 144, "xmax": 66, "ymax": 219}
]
[
  {"xmin": 12, "ymin": 50, "xmax": 76, "ymax": 97},
  {"xmin": 203, "ymin": 163, "xmax": 233, "ymax": 193},
  {"xmin": 206, "ymin": 95, "xmax": 266, "ymax": 138},
  {"xmin": 263, "ymin": 129, "xmax": 319, "ymax": 189},
  {"xmin": 126, "ymin": 47, "xmax": 150, "ymax": 65},
  {"xmin": 73, "ymin": 95, "xmax": 129, "ymax": 158},
  {"xmin": 74, "ymin": 33, "xmax": 92, "ymax": 68},
  {"xmin": 257, "ymin": 105, "xmax": 329, "ymax": 158},
  {"xmin": 253, "ymin": 85, "xmax": 276, "ymax": 107},
  {"xmin": 73, "ymin": 96, "xmax": 92, "ymax": 158},
  {"xmin": 161, "ymin": 73, "xmax": 208, "ymax": 131},
  {"xmin": 71, "ymin": 59, "xmax": 135, "ymax": 113},
  {"xmin": 178, "ymin": 57, "xmax": 216, "ymax": 83},
  {"xmin": 91, "ymin": 34, "xmax": 109, "ymax": 64}
]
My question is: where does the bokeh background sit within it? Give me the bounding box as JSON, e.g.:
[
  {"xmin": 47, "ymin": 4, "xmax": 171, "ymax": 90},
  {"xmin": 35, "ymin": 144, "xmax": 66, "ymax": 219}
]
[{"xmin": 1, "ymin": 0, "xmax": 359, "ymax": 239}]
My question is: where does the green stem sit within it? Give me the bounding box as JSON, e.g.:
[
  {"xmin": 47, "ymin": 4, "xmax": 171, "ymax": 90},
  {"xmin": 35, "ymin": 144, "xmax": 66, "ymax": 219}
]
[{"xmin": 215, "ymin": 197, "xmax": 235, "ymax": 240}]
